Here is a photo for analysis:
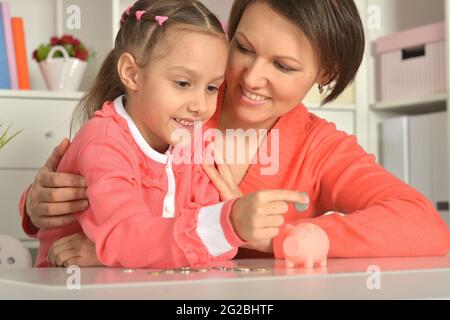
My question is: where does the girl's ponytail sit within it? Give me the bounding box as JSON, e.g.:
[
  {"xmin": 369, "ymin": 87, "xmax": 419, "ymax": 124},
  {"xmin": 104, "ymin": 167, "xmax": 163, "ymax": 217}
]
[{"xmin": 70, "ymin": 49, "xmax": 123, "ymax": 137}]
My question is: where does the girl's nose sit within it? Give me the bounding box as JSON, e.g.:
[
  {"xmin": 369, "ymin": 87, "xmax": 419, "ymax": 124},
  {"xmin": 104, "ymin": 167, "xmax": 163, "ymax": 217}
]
[{"xmin": 187, "ymin": 95, "xmax": 208, "ymax": 115}]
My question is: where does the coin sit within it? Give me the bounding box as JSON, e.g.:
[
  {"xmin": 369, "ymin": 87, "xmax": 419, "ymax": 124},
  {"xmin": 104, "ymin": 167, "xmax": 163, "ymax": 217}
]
[
  {"xmin": 147, "ymin": 271, "xmax": 162, "ymax": 276},
  {"xmin": 120, "ymin": 269, "xmax": 136, "ymax": 273},
  {"xmin": 173, "ymin": 267, "xmax": 192, "ymax": 272},
  {"xmin": 213, "ymin": 266, "xmax": 234, "ymax": 272},
  {"xmin": 295, "ymin": 192, "xmax": 310, "ymax": 212},
  {"xmin": 233, "ymin": 267, "xmax": 251, "ymax": 272},
  {"xmin": 193, "ymin": 268, "xmax": 210, "ymax": 273},
  {"xmin": 250, "ymin": 267, "xmax": 270, "ymax": 272},
  {"xmin": 163, "ymin": 269, "xmax": 175, "ymax": 274}
]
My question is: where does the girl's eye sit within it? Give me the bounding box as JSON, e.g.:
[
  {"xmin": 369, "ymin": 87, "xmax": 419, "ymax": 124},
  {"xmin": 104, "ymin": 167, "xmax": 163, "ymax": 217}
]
[
  {"xmin": 274, "ymin": 61, "xmax": 294, "ymax": 73},
  {"xmin": 175, "ymin": 81, "xmax": 190, "ymax": 88},
  {"xmin": 207, "ymin": 85, "xmax": 219, "ymax": 93}
]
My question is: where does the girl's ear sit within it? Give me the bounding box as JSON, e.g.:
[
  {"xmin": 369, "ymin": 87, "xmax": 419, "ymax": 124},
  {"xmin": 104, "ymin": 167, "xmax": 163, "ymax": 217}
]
[{"xmin": 117, "ymin": 53, "xmax": 140, "ymax": 92}]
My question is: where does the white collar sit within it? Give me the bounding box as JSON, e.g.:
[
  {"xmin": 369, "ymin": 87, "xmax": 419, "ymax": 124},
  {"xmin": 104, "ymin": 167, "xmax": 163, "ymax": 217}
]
[{"xmin": 113, "ymin": 95, "xmax": 168, "ymax": 164}]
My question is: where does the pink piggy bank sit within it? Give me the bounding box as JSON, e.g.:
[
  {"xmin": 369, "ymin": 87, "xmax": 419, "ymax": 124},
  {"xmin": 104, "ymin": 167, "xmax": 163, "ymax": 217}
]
[{"xmin": 282, "ymin": 223, "xmax": 329, "ymax": 269}]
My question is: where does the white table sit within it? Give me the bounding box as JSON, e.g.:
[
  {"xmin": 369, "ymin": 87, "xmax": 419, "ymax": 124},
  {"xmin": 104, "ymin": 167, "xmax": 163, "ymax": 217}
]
[{"xmin": 0, "ymin": 257, "xmax": 449, "ymax": 299}]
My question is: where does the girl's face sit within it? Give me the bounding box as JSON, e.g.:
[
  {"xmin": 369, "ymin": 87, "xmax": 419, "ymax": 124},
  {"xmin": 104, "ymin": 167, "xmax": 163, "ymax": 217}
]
[
  {"xmin": 126, "ymin": 28, "xmax": 228, "ymax": 153},
  {"xmin": 223, "ymin": 2, "xmax": 325, "ymax": 129}
]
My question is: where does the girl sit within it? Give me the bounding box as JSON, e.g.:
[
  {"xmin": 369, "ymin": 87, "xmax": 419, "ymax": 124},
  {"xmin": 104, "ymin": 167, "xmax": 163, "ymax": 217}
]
[
  {"xmin": 33, "ymin": 0, "xmax": 305, "ymax": 268},
  {"xmin": 23, "ymin": 0, "xmax": 450, "ymax": 265}
]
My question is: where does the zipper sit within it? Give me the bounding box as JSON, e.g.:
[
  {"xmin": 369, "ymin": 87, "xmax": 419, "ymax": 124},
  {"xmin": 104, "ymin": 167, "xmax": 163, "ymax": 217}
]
[{"xmin": 162, "ymin": 146, "xmax": 176, "ymax": 218}]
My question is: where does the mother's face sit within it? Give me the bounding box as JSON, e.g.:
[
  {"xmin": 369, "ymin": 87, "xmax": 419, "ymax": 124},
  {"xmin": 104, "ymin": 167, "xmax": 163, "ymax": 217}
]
[{"xmin": 224, "ymin": 1, "xmax": 324, "ymax": 128}]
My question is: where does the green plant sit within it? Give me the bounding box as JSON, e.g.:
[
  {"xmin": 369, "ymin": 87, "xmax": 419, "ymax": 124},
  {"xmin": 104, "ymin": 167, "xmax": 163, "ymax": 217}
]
[
  {"xmin": 0, "ymin": 123, "xmax": 22, "ymax": 150},
  {"xmin": 32, "ymin": 34, "xmax": 93, "ymax": 62}
]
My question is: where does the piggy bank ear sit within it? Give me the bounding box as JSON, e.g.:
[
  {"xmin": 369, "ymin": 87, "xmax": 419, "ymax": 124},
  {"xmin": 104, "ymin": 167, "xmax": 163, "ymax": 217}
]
[{"xmin": 283, "ymin": 236, "xmax": 301, "ymax": 257}]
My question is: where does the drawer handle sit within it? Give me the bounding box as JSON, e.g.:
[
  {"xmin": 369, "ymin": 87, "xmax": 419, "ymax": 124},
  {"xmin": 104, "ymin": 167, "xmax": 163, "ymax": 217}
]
[
  {"xmin": 45, "ymin": 131, "xmax": 54, "ymax": 138},
  {"xmin": 402, "ymin": 45, "xmax": 425, "ymax": 60}
]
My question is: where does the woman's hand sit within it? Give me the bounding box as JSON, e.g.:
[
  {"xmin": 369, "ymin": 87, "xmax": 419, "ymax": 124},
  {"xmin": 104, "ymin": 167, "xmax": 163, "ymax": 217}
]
[
  {"xmin": 201, "ymin": 147, "xmax": 243, "ymax": 201},
  {"xmin": 231, "ymin": 190, "xmax": 307, "ymax": 242},
  {"xmin": 26, "ymin": 139, "xmax": 89, "ymax": 229},
  {"xmin": 47, "ymin": 233, "xmax": 102, "ymax": 267}
]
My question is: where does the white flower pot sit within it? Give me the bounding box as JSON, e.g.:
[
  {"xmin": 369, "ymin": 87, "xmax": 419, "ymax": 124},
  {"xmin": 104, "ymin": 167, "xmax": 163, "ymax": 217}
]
[{"xmin": 38, "ymin": 45, "xmax": 87, "ymax": 91}]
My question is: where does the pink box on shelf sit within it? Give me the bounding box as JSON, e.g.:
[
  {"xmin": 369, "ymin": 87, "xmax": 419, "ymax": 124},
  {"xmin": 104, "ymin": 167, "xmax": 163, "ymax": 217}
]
[{"xmin": 375, "ymin": 22, "xmax": 446, "ymax": 103}]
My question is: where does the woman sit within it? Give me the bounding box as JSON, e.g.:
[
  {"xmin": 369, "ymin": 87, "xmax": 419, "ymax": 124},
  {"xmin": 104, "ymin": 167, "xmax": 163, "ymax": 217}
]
[{"xmin": 20, "ymin": 0, "xmax": 450, "ymax": 267}]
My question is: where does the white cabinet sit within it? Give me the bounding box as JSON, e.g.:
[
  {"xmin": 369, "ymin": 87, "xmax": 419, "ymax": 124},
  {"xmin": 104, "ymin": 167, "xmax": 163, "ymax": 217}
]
[
  {"xmin": 0, "ymin": 92, "xmax": 80, "ymax": 242},
  {"xmin": 0, "ymin": 170, "xmax": 37, "ymax": 240},
  {"xmin": 0, "ymin": 95, "xmax": 77, "ymax": 168},
  {"xmin": 366, "ymin": 0, "xmax": 450, "ymax": 219}
]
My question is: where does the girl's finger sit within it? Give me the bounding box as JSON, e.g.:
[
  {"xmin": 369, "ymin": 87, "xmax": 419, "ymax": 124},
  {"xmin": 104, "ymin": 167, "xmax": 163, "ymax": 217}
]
[
  {"xmin": 48, "ymin": 242, "xmax": 75, "ymax": 266},
  {"xmin": 263, "ymin": 201, "xmax": 289, "ymax": 215},
  {"xmin": 55, "ymin": 249, "xmax": 80, "ymax": 267},
  {"xmin": 263, "ymin": 215, "xmax": 285, "ymax": 228},
  {"xmin": 51, "ymin": 233, "xmax": 84, "ymax": 248}
]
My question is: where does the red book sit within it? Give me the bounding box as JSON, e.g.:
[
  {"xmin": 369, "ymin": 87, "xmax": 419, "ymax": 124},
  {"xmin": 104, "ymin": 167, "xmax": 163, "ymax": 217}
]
[{"xmin": 11, "ymin": 17, "xmax": 30, "ymax": 90}]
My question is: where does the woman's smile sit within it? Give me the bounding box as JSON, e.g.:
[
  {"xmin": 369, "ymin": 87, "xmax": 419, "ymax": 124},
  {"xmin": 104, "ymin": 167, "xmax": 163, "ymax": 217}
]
[{"xmin": 240, "ymin": 85, "xmax": 271, "ymax": 106}]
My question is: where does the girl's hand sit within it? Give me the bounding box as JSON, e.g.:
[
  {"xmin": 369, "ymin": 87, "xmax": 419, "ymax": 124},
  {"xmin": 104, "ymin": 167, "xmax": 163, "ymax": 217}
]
[
  {"xmin": 26, "ymin": 139, "xmax": 89, "ymax": 229},
  {"xmin": 47, "ymin": 233, "xmax": 102, "ymax": 267},
  {"xmin": 201, "ymin": 147, "xmax": 243, "ymax": 201},
  {"xmin": 231, "ymin": 190, "xmax": 307, "ymax": 242},
  {"xmin": 241, "ymin": 239, "xmax": 274, "ymax": 253}
]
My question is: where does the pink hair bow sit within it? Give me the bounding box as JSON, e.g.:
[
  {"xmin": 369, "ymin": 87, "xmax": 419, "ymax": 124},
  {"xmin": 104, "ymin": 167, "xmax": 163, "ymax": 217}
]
[
  {"xmin": 155, "ymin": 15, "xmax": 169, "ymax": 26},
  {"xmin": 121, "ymin": 5, "xmax": 133, "ymax": 23},
  {"xmin": 136, "ymin": 10, "xmax": 146, "ymax": 21},
  {"xmin": 125, "ymin": 5, "xmax": 133, "ymax": 15}
]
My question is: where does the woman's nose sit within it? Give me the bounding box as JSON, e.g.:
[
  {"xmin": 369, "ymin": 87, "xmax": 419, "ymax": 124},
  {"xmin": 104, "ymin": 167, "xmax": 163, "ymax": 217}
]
[{"xmin": 243, "ymin": 59, "xmax": 267, "ymax": 89}]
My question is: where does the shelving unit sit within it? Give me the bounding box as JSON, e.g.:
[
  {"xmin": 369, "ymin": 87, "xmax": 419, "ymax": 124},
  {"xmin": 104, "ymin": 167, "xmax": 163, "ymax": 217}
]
[
  {"xmin": 0, "ymin": 89, "xmax": 83, "ymax": 100},
  {"xmin": 363, "ymin": 0, "xmax": 450, "ymax": 225},
  {"xmin": 371, "ymin": 93, "xmax": 447, "ymax": 114}
]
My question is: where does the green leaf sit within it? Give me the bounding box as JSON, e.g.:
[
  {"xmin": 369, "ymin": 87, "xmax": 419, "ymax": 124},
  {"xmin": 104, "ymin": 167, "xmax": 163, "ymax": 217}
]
[
  {"xmin": 36, "ymin": 44, "xmax": 51, "ymax": 62},
  {"xmin": 0, "ymin": 123, "xmax": 23, "ymax": 150}
]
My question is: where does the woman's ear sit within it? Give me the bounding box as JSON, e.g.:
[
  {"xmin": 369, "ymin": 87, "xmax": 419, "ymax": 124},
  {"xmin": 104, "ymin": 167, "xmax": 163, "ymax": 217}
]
[
  {"xmin": 117, "ymin": 53, "xmax": 140, "ymax": 92},
  {"xmin": 316, "ymin": 69, "xmax": 332, "ymax": 87}
]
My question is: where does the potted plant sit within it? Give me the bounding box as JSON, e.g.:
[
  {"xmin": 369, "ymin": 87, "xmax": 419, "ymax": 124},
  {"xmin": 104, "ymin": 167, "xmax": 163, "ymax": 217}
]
[
  {"xmin": 32, "ymin": 34, "xmax": 91, "ymax": 91},
  {"xmin": 0, "ymin": 123, "xmax": 22, "ymax": 150}
]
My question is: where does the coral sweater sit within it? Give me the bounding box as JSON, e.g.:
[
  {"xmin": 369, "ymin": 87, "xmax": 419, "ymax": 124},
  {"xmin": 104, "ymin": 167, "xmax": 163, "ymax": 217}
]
[
  {"xmin": 29, "ymin": 96, "xmax": 243, "ymax": 268},
  {"xmin": 20, "ymin": 95, "xmax": 450, "ymax": 260}
]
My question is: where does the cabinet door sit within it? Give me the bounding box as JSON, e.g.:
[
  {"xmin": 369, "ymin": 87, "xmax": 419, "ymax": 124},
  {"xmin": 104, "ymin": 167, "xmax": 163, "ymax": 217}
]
[
  {"xmin": 0, "ymin": 98, "xmax": 76, "ymax": 168},
  {"xmin": 311, "ymin": 110, "xmax": 355, "ymax": 135},
  {"xmin": 0, "ymin": 170, "xmax": 37, "ymax": 240}
]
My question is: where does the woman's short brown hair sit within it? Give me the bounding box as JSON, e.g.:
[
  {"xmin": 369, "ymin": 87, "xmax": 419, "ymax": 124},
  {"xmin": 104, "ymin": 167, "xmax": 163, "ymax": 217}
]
[{"xmin": 228, "ymin": 0, "xmax": 365, "ymax": 105}]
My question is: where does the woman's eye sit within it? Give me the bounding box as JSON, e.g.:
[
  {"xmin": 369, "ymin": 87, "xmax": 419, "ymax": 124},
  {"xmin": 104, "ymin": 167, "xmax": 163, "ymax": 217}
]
[
  {"xmin": 274, "ymin": 61, "xmax": 293, "ymax": 72},
  {"xmin": 175, "ymin": 81, "xmax": 190, "ymax": 88},
  {"xmin": 236, "ymin": 42, "xmax": 251, "ymax": 54}
]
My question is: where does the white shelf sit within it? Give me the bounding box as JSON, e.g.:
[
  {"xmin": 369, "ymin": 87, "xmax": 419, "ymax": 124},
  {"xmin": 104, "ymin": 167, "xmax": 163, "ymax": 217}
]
[
  {"xmin": 371, "ymin": 93, "xmax": 447, "ymax": 113},
  {"xmin": 0, "ymin": 90, "xmax": 84, "ymax": 101}
]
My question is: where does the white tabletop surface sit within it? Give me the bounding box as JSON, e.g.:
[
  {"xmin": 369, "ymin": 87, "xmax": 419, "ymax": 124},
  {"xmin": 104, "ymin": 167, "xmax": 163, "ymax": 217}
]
[{"xmin": 0, "ymin": 257, "xmax": 449, "ymax": 299}]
